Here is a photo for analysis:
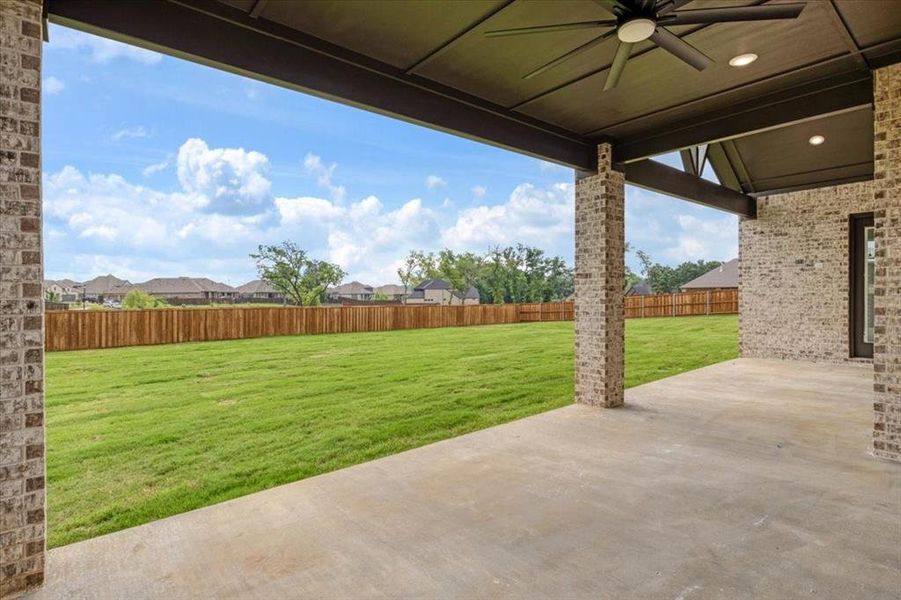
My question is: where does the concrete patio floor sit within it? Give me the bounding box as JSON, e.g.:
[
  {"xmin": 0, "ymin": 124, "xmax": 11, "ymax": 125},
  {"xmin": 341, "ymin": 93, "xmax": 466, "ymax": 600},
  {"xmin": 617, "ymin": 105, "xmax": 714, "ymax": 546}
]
[{"xmin": 30, "ymin": 358, "xmax": 900, "ymax": 599}]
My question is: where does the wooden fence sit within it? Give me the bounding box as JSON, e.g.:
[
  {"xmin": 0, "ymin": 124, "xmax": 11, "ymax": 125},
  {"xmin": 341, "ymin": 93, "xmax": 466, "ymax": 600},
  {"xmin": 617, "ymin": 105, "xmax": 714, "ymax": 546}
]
[
  {"xmin": 44, "ymin": 291, "xmax": 737, "ymax": 352},
  {"xmin": 624, "ymin": 289, "xmax": 738, "ymax": 318}
]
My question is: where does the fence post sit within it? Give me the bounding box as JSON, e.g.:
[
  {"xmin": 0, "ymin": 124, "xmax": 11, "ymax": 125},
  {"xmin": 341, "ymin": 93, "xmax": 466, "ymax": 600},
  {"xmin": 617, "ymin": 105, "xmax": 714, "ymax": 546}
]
[
  {"xmin": 706, "ymin": 290, "xmax": 711, "ymax": 315},
  {"xmin": 672, "ymin": 293, "xmax": 676, "ymax": 317},
  {"xmin": 640, "ymin": 295, "xmax": 644, "ymax": 319}
]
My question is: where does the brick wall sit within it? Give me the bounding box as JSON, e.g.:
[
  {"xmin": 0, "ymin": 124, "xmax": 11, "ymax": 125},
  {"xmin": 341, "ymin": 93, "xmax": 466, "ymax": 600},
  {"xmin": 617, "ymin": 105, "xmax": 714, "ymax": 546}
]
[
  {"xmin": 873, "ymin": 63, "xmax": 900, "ymax": 462},
  {"xmin": 739, "ymin": 181, "xmax": 874, "ymax": 362},
  {"xmin": 574, "ymin": 143, "xmax": 625, "ymax": 408},
  {"xmin": 0, "ymin": 0, "xmax": 46, "ymax": 596}
]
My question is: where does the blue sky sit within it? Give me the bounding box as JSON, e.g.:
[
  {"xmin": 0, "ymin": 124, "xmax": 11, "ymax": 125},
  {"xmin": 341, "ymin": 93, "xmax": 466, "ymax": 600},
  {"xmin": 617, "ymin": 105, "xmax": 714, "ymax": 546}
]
[{"xmin": 42, "ymin": 24, "xmax": 737, "ymax": 286}]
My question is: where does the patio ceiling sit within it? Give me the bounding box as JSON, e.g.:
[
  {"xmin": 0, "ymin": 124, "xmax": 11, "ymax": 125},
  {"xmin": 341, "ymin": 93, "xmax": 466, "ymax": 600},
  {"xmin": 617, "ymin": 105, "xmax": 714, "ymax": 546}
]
[{"xmin": 47, "ymin": 0, "xmax": 901, "ymax": 215}]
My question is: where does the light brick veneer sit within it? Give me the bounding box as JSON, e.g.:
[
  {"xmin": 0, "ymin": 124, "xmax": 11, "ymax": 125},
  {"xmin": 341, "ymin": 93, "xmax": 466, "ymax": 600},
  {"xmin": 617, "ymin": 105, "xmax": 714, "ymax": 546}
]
[
  {"xmin": 739, "ymin": 181, "xmax": 874, "ymax": 362},
  {"xmin": 574, "ymin": 143, "xmax": 625, "ymax": 408},
  {"xmin": 873, "ymin": 63, "xmax": 901, "ymax": 462},
  {"xmin": 0, "ymin": 0, "xmax": 46, "ymax": 595}
]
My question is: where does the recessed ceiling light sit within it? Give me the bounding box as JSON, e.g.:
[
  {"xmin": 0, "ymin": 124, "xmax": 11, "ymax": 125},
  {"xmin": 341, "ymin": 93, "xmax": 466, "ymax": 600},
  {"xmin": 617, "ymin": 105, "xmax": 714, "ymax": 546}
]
[
  {"xmin": 729, "ymin": 53, "xmax": 758, "ymax": 67},
  {"xmin": 809, "ymin": 135, "xmax": 826, "ymax": 146}
]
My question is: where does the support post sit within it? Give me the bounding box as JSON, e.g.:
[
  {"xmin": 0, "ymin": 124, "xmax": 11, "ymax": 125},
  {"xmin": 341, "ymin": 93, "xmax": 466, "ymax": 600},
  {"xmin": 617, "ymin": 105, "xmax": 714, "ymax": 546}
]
[
  {"xmin": 873, "ymin": 63, "xmax": 901, "ymax": 462},
  {"xmin": 574, "ymin": 143, "xmax": 625, "ymax": 408},
  {"xmin": 0, "ymin": 0, "xmax": 46, "ymax": 596}
]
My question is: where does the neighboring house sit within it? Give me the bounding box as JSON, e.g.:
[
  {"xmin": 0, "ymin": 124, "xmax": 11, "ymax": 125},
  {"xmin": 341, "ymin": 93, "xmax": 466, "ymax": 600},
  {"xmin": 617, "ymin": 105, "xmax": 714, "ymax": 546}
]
[
  {"xmin": 44, "ymin": 279, "xmax": 81, "ymax": 303},
  {"xmin": 134, "ymin": 277, "xmax": 238, "ymax": 302},
  {"xmin": 327, "ymin": 281, "xmax": 374, "ymax": 302},
  {"xmin": 82, "ymin": 274, "xmax": 132, "ymax": 302},
  {"xmin": 680, "ymin": 258, "xmax": 739, "ymax": 292},
  {"xmin": 373, "ymin": 284, "xmax": 407, "ymax": 301},
  {"xmin": 405, "ymin": 279, "xmax": 480, "ymax": 306},
  {"xmin": 452, "ymin": 286, "xmax": 481, "ymax": 305},
  {"xmin": 625, "ymin": 280, "xmax": 653, "ymax": 296},
  {"xmin": 236, "ymin": 279, "xmax": 287, "ymax": 302}
]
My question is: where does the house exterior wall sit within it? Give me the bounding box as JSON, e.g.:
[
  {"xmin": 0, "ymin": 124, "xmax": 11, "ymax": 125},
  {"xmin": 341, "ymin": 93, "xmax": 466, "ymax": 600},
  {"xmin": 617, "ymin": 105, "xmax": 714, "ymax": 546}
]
[
  {"xmin": 739, "ymin": 181, "xmax": 874, "ymax": 362},
  {"xmin": 0, "ymin": 0, "xmax": 46, "ymax": 596},
  {"xmin": 873, "ymin": 63, "xmax": 901, "ymax": 462},
  {"xmin": 574, "ymin": 143, "xmax": 624, "ymax": 408}
]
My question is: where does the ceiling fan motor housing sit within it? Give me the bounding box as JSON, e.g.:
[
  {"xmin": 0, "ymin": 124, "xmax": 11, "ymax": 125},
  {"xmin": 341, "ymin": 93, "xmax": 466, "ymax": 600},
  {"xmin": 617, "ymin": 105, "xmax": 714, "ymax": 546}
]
[{"xmin": 617, "ymin": 17, "xmax": 657, "ymax": 43}]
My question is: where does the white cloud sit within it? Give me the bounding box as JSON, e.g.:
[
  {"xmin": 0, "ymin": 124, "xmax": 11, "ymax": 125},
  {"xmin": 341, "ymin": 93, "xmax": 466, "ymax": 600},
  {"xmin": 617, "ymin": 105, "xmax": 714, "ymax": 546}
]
[
  {"xmin": 177, "ymin": 138, "xmax": 271, "ymax": 214},
  {"xmin": 442, "ymin": 182, "xmax": 574, "ymax": 257},
  {"xmin": 275, "ymin": 196, "xmax": 344, "ymax": 222},
  {"xmin": 142, "ymin": 158, "xmax": 170, "ymax": 177},
  {"xmin": 43, "ymin": 76, "xmax": 65, "ymax": 95},
  {"xmin": 662, "ymin": 214, "xmax": 738, "ymax": 263},
  {"xmin": 50, "ymin": 27, "xmax": 162, "ymax": 65},
  {"xmin": 471, "ymin": 185, "xmax": 487, "ymax": 200},
  {"xmin": 425, "ymin": 175, "xmax": 447, "ymax": 190},
  {"xmin": 44, "ymin": 138, "xmax": 278, "ymax": 262},
  {"xmin": 274, "ymin": 193, "xmax": 439, "ymax": 283},
  {"xmin": 624, "ymin": 186, "xmax": 738, "ymax": 270},
  {"xmin": 302, "ymin": 152, "xmax": 346, "ymax": 202},
  {"xmin": 111, "ymin": 126, "xmax": 148, "ymax": 142}
]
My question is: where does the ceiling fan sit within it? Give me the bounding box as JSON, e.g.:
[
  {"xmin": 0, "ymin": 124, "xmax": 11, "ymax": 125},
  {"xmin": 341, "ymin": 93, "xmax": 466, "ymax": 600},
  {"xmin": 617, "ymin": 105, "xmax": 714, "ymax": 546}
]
[{"xmin": 485, "ymin": 0, "xmax": 806, "ymax": 90}]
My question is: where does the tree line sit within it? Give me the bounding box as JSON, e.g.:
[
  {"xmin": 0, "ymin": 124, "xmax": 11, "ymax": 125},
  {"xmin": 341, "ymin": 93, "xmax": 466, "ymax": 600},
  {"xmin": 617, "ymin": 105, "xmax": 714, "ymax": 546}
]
[
  {"xmin": 250, "ymin": 240, "xmax": 724, "ymax": 306},
  {"xmin": 397, "ymin": 245, "xmax": 574, "ymax": 304}
]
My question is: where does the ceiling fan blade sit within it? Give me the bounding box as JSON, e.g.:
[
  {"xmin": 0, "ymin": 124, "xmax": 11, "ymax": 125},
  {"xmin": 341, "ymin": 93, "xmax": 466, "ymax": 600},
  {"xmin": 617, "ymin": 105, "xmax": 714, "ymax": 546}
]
[
  {"xmin": 604, "ymin": 41, "xmax": 634, "ymax": 91},
  {"xmin": 659, "ymin": 3, "xmax": 805, "ymax": 25},
  {"xmin": 524, "ymin": 29, "xmax": 617, "ymax": 80},
  {"xmin": 655, "ymin": 0, "xmax": 693, "ymax": 16},
  {"xmin": 649, "ymin": 27, "xmax": 712, "ymax": 71},
  {"xmin": 593, "ymin": 0, "xmax": 634, "ymax": 17},
  {"xmin": 485, "ymin": 20, "xmax": 616, "ymax": 38}
]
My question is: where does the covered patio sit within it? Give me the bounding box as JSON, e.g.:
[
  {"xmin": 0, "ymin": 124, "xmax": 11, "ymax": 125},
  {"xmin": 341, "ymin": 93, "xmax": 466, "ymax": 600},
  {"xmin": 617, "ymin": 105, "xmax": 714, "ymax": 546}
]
[
  {"xmin": 1, "ymin": 0, "xmax": 900, "ymax": 595},
  {"xmin": 28, "ymin": 360, "xmax": 900, "ymax": 599}
]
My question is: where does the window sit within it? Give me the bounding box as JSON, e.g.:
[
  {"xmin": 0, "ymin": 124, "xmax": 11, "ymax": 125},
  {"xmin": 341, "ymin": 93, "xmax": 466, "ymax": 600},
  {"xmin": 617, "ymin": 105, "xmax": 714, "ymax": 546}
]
[{"xmin": 865, "ymin": 226, "xmax": 875, "ymax": 344}]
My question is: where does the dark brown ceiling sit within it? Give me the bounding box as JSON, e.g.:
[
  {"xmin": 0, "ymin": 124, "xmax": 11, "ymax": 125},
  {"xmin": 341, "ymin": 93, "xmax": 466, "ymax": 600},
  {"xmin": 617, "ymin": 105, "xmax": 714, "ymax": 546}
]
[{"xmin": 48, "ymin": 0, "xmax": 901, "ymax": 199}]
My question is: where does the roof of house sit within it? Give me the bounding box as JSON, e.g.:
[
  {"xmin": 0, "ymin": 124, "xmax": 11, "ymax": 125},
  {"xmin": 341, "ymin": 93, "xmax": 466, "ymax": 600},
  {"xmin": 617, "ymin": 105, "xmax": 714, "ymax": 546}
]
[
  {"xmin": 416, "ymin": 278, "xmax": 452, "ymax": 291},
  {"xmin": 374, "ymin": 284, "xmax": 406, "ymax": 295},
  {"xmin": 452, "ymin": 285, "xmax": 480, "ymax": 300},
  {"xmin": 329, "ymin": 281, "xmax": 374, "ymax": 295},
  {"xmin": 45, "ymin": 279, "xmax": 80, "ymax": 293},
  {"xmin": 135, "ymin": 277, "xmax": 236, "ymax": 295},
  {"xmin": 82, "ymin": 274, "xmax": 131, "ymax": 294},
  {"xmin": 625, "ymin": 280, "xmax": 652, "ymax": 296},
  {"xmin": 236, "ymin": 279, "xmax": 282, "ymax": 294},
  {"xmin": 681, "ymin": 259, "xmax": 739, "ymax": 290}
]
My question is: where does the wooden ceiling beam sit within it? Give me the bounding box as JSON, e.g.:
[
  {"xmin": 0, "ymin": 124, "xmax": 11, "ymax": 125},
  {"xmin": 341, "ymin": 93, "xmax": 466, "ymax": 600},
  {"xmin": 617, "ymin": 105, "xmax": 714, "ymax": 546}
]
[{"xmin": 619, "ymin": 158, "xmax": 757, "ymax": 218}]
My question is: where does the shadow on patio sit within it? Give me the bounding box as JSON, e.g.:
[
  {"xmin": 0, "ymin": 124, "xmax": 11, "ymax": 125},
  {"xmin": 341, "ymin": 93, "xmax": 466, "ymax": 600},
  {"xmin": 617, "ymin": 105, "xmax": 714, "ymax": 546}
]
[{"xmin": 30, "ymin": 359, "xmax": 900, "ymax": 599}]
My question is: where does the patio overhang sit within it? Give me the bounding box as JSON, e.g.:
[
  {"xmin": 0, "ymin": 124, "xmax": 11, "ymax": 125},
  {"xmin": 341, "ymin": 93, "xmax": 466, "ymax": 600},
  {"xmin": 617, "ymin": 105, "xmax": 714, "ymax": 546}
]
[{"xmin": 45, "ymin": 0, "xmax": 901, "ymax": 218}]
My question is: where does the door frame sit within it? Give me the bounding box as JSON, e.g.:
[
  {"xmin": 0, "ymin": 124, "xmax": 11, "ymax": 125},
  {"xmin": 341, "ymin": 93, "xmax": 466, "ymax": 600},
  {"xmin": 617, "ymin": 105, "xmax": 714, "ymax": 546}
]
[{"xmin": 849, "ymin": 212, "xmax": 874, "ymax": 359}]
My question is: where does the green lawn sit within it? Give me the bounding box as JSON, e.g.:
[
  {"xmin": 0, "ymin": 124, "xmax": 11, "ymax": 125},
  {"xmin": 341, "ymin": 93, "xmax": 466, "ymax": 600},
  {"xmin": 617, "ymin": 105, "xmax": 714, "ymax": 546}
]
[{"xmin": 45, "ymin": 315, "xmax": 737, "ymax": 548}]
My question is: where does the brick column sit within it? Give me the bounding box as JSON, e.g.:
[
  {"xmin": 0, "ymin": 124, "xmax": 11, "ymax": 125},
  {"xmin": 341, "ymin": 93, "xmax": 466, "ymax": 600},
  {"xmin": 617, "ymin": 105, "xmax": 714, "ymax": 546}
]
[
  {"xmin": 0, "ymin": 0, "xmax": 45, "ymax": 596},
  {"xmin": 873, "ymin": 63, "xmax": 901, "ymax": 463},
  {"xmin": 574, "ymin": 143, "xmax": 625, "ymax": 407}
]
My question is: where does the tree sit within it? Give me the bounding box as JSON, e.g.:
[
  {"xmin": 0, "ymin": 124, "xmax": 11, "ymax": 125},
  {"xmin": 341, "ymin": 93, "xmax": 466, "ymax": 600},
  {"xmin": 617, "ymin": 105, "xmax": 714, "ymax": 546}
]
[
  {"xmin": 399, "ymin": 245, "xmax": 574, "ymax": 304},
  {"xmin": 123, "ymin": 290, "xmax": 169, "ymax": 309},
  {"xmin": 250, "ymin": 241, "xmax": 346, "ymax": 306},
  {"xmin": 633, "ymin": 249, "xmax": 724, "ymax": 293},
  {"xmin": 45, "ymin": 289, "xmax": 60, "ymax": 303},
  {"xmin": 396, "ymin": 254, "xmax": 423, "ymax": 304}
]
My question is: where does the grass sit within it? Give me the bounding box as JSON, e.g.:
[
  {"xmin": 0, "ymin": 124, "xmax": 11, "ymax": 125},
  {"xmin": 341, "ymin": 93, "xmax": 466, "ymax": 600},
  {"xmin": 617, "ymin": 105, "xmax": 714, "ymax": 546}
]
[{"xmin": 45, "ymin": 315, "xmax": 737, "ymax": 548}]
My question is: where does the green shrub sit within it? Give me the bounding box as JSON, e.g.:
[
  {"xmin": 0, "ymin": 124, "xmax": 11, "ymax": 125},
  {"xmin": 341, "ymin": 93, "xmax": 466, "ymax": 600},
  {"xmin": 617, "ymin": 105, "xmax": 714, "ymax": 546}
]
[{"xmin": 122, "ymin": 290, "xmax": 169, "ymax": 309}]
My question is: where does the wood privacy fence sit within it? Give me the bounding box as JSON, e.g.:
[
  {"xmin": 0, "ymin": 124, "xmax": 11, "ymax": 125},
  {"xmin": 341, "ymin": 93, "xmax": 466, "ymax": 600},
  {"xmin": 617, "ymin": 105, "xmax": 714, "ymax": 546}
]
[
  {"xmin": 624, "ymin": 289, "xmax": 738, "ymax": 318},
  {"xmin": 44, "ymin": 291, "xmax": 737, "ymax": 352}
]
